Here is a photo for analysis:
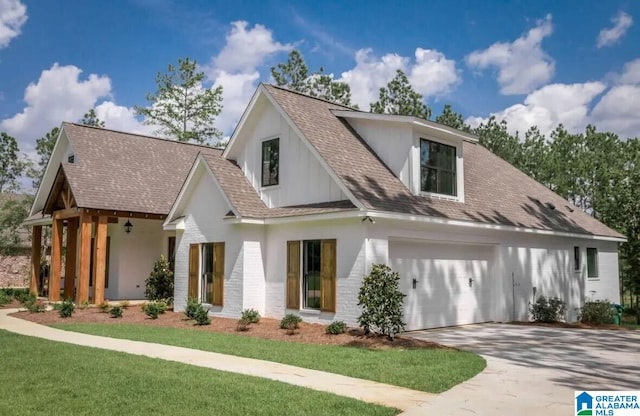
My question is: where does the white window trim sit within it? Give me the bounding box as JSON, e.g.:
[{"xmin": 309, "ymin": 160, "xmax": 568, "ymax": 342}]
[{"xmin": 412, "ymin": 131, "xmax": 465, "ymax": 203}]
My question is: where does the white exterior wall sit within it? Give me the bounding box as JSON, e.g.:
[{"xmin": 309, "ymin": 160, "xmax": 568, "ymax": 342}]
[
  {"xmin": 172, "ymin": 166, "xmax": 266, "ymax": 317},
  {"xmin": 364, "ymin": 219, "xmax": 620, "ymax": 326},
  {"xmin": 265, "ymin": 219, "xmax": 366, "ymax": 325},
  {"xmin": 105, "ymin": 218, "xmax": 165, "ymax": 300},
  {"xmin": 348, "ymin": 119, "xmax": 413, "ymax": 188},
  {"xmin": 235, "ymin": 98, "xmax": 346, "ymax": 208}
]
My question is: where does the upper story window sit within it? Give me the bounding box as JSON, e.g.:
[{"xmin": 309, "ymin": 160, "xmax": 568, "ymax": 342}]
[
  {"xmin": 420, "ymin": 139, "xmax": 456, "ymax": 196},
  {"xmin": 261, "ymin": 138, "xmax": 279, "ymax": 187}
]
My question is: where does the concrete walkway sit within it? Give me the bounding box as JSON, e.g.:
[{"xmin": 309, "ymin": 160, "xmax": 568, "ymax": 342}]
[{"xmin": 0, "ymin": 309, "xmax": 433, "ymax": 412}]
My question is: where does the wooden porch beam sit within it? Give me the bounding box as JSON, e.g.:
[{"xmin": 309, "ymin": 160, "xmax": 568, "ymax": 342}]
[
  {"xmin": 76, "ymin": 213, "xmax": 92, "ymax": 304},
  {"xmin": 84, "ymin": 208, "xmax": 165, "ymax": 221},
  {"xmin": 63, "ymin": 218, "xmax": 78, "ymax": 300},
  {"xmin": 54, "ymin": 207, "xmax": 81, "ymax": 220},
  {"xmin": 30, "ymin": 226, "xmax": 42, "ymax": 296},
  {"xmin": 92, "ymin": 216, "xmax": 108, "ymax": 304},
  {"xmin": 49, "ymin": 219, "xmax": 63, "ymax": 302}
]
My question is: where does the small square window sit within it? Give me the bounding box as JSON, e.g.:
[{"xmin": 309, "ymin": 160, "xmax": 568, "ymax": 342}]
[
  {"xmin": 586, "ymin": 248, "xmax": 598, "ymax": 278},
  {"xmin": 573, "ymin": 246, "xmax": 580, "ymax": 271},
  {"xmin": 261, "ymin": 138, "xmax": 279, "ymax": 187}
]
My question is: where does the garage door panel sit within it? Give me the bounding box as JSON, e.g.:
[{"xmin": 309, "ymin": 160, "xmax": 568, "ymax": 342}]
[{"xmin": 390, "ymin": 240, "xmax": 494, "ymax": 330}]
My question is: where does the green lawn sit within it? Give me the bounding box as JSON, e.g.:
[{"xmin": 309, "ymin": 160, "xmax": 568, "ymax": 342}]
[
  {"xmin": 0, "ymin": 330, "xmax": 397, "ymax": 416},
  {"xmin": 53, "ymin": 323, "xmax": 486, "ymax": 393}
]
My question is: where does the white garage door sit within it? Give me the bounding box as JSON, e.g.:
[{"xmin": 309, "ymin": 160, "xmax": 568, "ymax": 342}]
[{"xmin": 390, "ymin": 240, "xmax": 495, "ymax": 330}]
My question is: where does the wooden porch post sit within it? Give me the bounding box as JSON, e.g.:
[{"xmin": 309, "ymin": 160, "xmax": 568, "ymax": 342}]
[
  {"xmin": 76, "ymin": 213, "xmax": 92, "ymax": 304},
  {"xmin": 49, "ymin": 218, "xmax": 63, "ymax": 302},
  {"xmin": 63, "ymin": 218, "xmax": 78, "ymax": 300},
  {"xmin": 30, "ymin": 226, "xmax": 42, "ymax": 296},
  {"xmin": 92, "ymin": 216, "xmax": 108, "ymax": 304}
]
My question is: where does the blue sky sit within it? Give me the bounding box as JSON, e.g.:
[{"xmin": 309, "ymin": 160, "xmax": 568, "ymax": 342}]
[{"xmin": 1, "ymin": 0, "xmax": 639, "ymax": 158}]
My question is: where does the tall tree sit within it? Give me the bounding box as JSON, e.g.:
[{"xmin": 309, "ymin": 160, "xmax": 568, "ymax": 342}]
[
  {"xmin": 0, "ymin": 132, "xmax": 25, "ymax": 193},
  {"xmin": 80, "ymin": 109, "xmax": 105, "ymax": 127},
  {"xmin": 519, "ymin": 126, "xmax": 550, "ymax": 185},
  {"xmin": 435, "ymin": 104, "xmax": 467, "ymax": 130},
  {"xmin": 28, "ymin": 127, "xmax": 59, "ymax": 189},
  {"xmin": 271, "ymin": 50, "xmax": 354, "ymax": 107},
  {"xmin": 472, "ymin": 116, "xmax": 521, "ymax": 165},
  {"xmin": 135, "ymin": 57, "xmax": 223, "ymax": 145},
  {"xmin": 370, "ymin": 69, "xmax": 431, "ymax": 119},
  {"xmin": 0, "ymin": 194, "xmax": 32, "ymax": 255}
]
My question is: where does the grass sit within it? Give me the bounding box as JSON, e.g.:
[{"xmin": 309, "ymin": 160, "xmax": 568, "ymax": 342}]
[
  {"xmin": 53, "ymin": 323, "xmax": 486, "ymax": 393},
  {"xmin": 0, "ymin": 330, "xmax": 397, "ymax": 416}
]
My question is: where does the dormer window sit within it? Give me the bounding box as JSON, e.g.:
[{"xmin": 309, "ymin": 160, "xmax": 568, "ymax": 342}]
[
  {"xmin": 420, "ymin": 138, "xmax": 456, "ymax": 196},
  {"xmin": 67, "ymin": 154, "xmax": 75, "ymax": 163},
  {"xmin": 261, "ymin": 138, "xmax": 279, "ymax": 187}
]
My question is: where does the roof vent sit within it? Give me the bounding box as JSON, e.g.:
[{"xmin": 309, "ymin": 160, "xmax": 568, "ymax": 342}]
[
  {"xmin": 545, "ymin": 202, "xmax": 556, "ymax": 210},
  {"xmin": 67, "ymin": 154, "xmax": 75, "ymax": 163}
]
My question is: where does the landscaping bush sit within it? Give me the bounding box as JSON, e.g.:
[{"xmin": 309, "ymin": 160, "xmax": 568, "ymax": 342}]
[
  {"xmin": 145, "ymin": 255, "xmax": 174, "ymax": 303},
  {"xmin": 143, "ymin": 301, "xmax": 167, "ymax": 319},
  {"xmin": 241, "ymin": 308, "xmax": 260, "ymax": 324},
  {"xmin": 98, "ymin": 301, "xmax": 111, "ymax": 313},
  {"xmin": 16, "ymin": 291, "xmax": 36, "ymax": 306},
  {"xmin": 110, "ymin": 306, "xmax": 123, "ymax": 318},
  {"xmin": 0, "ymin": 291, "xmax": 11, "ymax": 306},
  {"xmin": 357, "ymin": 264, "xmax": 406, "ymax": 339},
  {"xmin": 51, "ymin": 302, "xmax": 64, "ymax": 311},
  {"xmin": 326, "ymin": 320, "xmax": 347, "ymax": 335},
  {"xmin": 77, "ymin": 301, "xmax": 90, "ymax": 310},
  {"xmin": 185, "ymin": 297, "xmax": 200, "ymax": 320},
  {"xmin": 119, "ymin": 300, "xmax": 131, "ymax": 309},
  {"xmin": 236, "ymin": 317, "xmax": 251, "ymax": 332},
  {"xmin": 529, "ymin": 296, "xmax": 565, "ymax": 323},
  {"xmin": 280, "ymin": 313, "xmax": 302, "ymax": 330},
  {"xmin": 59, "ymin": 299, "xmax": 75, "ymax": 318},
  {"xmin": 26, "ymin": 299, "xmax": 46, "ymax": 313},
  {"xmin": 193, "ymin": 306, "xmax": 211, "ymax": 326},
  {"xmin": 579, "ymin": 300, "xmax": 615, "ymax": 325}
]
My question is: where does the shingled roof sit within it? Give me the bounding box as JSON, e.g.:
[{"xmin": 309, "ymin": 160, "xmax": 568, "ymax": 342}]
[
  {"xmin": 263, "ymin": 84, "xmax": 623, "ymax": 239},
  {"xmin": 61, "ymin": 123, "xmax": 220, "ymax": 215}
]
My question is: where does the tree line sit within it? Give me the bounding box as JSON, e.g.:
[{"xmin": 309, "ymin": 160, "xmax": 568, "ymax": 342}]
[{"xmin": 0, "ymin": 50, "xmax": 638, "ymax": 308}]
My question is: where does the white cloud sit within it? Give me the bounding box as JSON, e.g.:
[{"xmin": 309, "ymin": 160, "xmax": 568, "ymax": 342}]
[
  {"xmin": 465, "ymin": 14, "xmax": 555, "ymax": 95},
  {"xmin": 0, "ymin": 0, "xmax": 27, "ymax": 49},
  {"xmin": 339, "ymin": 48, "xmax": 460, "ymax": 109},
  {"xmin": 597, "ymin": 11, "xmax": 633, "ymax": 48},
  {"xmin": 1, "ymin": 63, "xmax": 112, "ymax": 150},
  {"xmin": 212, "ymin": 21, "xmax": 291, "ymax": 73},
  {"xmin": 618, "ymin": 58, "xmax": 640, "ymax": 85},
  {"xmin": 94, "ymin": 101, "xmax": 154, "ymax": 135},
  {"xmin": 465, "ymin": 82, "xmax": 606, "ymax": 136},
  {"xmin": 203, "ymin": 21, "xmax": 291, "ymax": 134},
  {"xmin": 339, "ymin": 49, "xmax": 407, "ymax": 109},
  {"xmin": 591, "ymin": 85, "xmax": 640, "ymax": 138}
]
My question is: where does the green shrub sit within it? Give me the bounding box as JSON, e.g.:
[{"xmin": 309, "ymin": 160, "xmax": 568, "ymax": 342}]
[
  {"xmin": 26, "ymin": 300, "xmax": 46, "ymax": 313},
  {"xmin": 580, "ymin": 300, "xmax": 615, "ymax": 324},
  {"xmin": 110, "ymin": 306, "xmax": 123, "ymax": 318},
  {"xmin": 16, "ymin": 291, "xmax": 36, "ymax": 305},
  {"xmin": 143, "ymin": 301, "xmax": 167, "ymax": 319},
  {"xmin": 236, "ymin": 317, "xmax": 251, "ymax": 332},
  {"xmin": 241, "ymin": 308, "xmax": 260, "ymax": 324},
  {"xmin": 193, "ymin": 306, "xmax": 211, "ymax": 326},
  {"xmin": 51, "ymin": 302, "xmax": 64, "ymax": 311},
  {"xmin": 98, "ymin": 301, "xmax": 111, "ymax": 313},
  {"xmin": 357, "ymin": 264, "xmax": 406, "ymax": 339},
  {"xmin": 185, "ymin": 297, "xmax": 200, "ymax": 320},
  {"xmin": 529, "ymin": 296, "xmax": 565, "ymax": 323},
  {"xmin": 59, "ymin": 299, "xmax": 75, "ymax": 318},
  {"xmin": 119, "ymin": 300, "xmax": 131, "ymax": 309},
  {"xmin": 145, "ymin": 255, "xmax": 174, "ymax": 303},
  {"xmin": 280, "ymin": 313, "xmax": 302, "ymax": 330},
  {"xmin": 326, "ymin": 320, "xmax": 347, "ymax": 335},
  {"xmin": 5, "ymin": 288, "xmax": 29, "ymax": 300},
  {"xmin": 77, "ymin": 301, "xmax": 90, "ymax": 310},
  {"xmin": 0, "ymin": 291, "xmax": 11, "ymax": 306}
]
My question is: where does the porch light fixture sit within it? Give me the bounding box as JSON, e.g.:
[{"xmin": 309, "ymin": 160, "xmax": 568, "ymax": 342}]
[{"xmin": 124, "ymin": 220, "xmax": 133, "ymax": 234}]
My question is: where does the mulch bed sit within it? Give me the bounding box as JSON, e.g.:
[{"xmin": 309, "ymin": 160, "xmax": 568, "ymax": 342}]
[
  {"xmin": 508, "ymin": 320, "xmax": 630, "ymax": 330},
  {"xmin": 10, "ymin": 306, "xmax": 442, "ymax": 350},
  {"xmin": 0, "ymin": 300, "xmax": 22, "ymax": 309}
]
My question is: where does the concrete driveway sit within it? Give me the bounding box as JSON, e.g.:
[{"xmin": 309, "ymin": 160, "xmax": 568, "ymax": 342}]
[{"xmin": 402, "ymin": 324, "xmax": 640, "ymax": 415}]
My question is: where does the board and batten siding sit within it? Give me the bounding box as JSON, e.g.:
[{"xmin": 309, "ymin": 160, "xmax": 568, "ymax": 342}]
[
  {"xmin": 172, "ymin": 164, "xmax": 266, "ymax": 316},
  {"xmin": 264, "ymin": 219, "xmax": 366, "ymax": 326},
  {"xmin": 235, "ymin": 98, "xmax": 347, "ymax": 208}
]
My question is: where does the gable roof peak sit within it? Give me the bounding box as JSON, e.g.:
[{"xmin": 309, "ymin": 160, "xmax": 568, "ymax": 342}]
[{"xmin": 261, "ymin": 83, "xmax": 357, "ymax": 111}]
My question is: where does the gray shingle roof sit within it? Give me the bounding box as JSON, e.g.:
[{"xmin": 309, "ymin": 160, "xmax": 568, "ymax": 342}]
[{"xmin": 263, "ymin": 85, "xmax": 623, "ymax": 239}]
